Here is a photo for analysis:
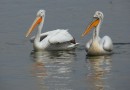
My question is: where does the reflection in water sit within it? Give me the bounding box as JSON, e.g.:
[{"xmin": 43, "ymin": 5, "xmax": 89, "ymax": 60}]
[
  {"xmin": 30, "ymin": 50, "xmax": 76, "ymax": 90},
  {"xmin": 86, "ymin": 56, "xmax": 112, "ymax": 90},
  {"xmin": 31, "ymin": 51, "xmax": 48, "ymax": 90}
]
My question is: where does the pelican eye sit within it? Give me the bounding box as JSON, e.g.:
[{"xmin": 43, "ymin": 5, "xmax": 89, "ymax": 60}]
[{"xmin": 98, "ymin": 13, "xmax": 100, "ymax": 16}]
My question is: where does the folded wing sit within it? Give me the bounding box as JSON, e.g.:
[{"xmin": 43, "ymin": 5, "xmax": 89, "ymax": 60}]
[
  {"xmin": 48, "ymin": 29, "xmax": 73, "ymax": 44},
  {"xmin": 30, "ymin": 29, "xmax": 74, "ymax": 44}
]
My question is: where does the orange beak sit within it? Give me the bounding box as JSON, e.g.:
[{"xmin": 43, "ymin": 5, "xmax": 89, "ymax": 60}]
[
  {"xmin": 81, "ymin": 18, "xmax": 100, "ymax": 37},
  {"xmin": 26, "ymin": 17, "xmax": 43, "ymax": 37}
]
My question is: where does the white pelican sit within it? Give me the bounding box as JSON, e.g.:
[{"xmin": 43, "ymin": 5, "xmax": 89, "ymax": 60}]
[
  {"xmin": 81, "ymin": 11, "xmax": 113, "ymax": 56},
  {"xmin": 26, "ymin": 9, "xmax": 79, "ymax": 51}
]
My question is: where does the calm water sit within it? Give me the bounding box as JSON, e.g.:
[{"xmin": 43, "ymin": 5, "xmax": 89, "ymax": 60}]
[{"xmin": 0, "ymin": 0, "xmax": 130, "ymax": 90}]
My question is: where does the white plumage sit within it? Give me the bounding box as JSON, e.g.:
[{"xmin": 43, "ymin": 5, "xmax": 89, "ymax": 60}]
[
  {"xmin": 44, "ymin": 29, "xmax": 73, "ymax": 44},
  {"xmin": 82, "ymin": 11, "xmax": 113, "ymax": 56},
  {"xmin": 26, "ymin": 10, "xmax": 78, "ymax": 51}
]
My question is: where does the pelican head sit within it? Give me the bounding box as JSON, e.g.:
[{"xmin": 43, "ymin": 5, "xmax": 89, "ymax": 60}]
[
  {"xmin": 26, "ymin": 9, "xmax": 45, "ymax": 37},
  {"xmin": 81, "ymin": 11, "xmax": 103, "ymax": 37},
  {"xmin": 37, "ymin": 9, "xmax": 45, "ymax": 17},
  {"xmin": 94, "ymin": 11, "xmax": 104, "ymax": 20}
]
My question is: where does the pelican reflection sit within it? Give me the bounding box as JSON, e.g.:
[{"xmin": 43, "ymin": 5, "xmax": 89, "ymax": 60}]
[
  {"xmin": 31, "ymin": 51, "xmax": 48, "ymax": 90},
  {"xmin": 30, "ymin": 50, "xmax": 76, "ymax": 90},
  {"xmin": 86, "ymin": 55, "xmax": 112, "ymax": 90},
  {"xmin": 31, "ymin": 51, "xmax": 47, "ymax": 78}
]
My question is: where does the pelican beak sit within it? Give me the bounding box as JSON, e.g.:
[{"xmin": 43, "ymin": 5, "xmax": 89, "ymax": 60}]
[
  {"xmin": 26, "ymin": 16, "xmax": 43, "ymax": 37},
  {"xmin": 81, "ymin": 18, "xmax": 100, "ymax": 37}
]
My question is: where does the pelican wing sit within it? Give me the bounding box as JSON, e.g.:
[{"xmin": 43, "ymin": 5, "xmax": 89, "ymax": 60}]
[
  {"xmin": 30, "ymin": 29, "xmax": 63, "ymax": 43},
  {"xmin": 30, "ymin": 29, "xmax": 74, "ymax": 44},
  {"xmin": 30, "ymin": 34, "xmax": 47, "ymax": 43},
  {"xmin": 48, "ymin": 29, "xmax": 74, "ymax": 44},
  {"xmin": 101, "ymin": 36, "xmax": 113, "ymax": 52}
]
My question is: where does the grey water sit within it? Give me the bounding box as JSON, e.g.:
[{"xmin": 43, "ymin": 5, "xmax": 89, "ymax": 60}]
[{"xmin": 0, "ymin": 0, "xmax": 130, "ymax": 90}]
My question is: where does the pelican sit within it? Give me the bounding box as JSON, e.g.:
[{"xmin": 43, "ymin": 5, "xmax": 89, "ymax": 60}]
[
  {"xmin": 26, "ymin": 9, "xmax": 79, "ymax": 51},
  {"xmin": 81, "ymin": 11, "xmax": 113, "ymax": 56}
]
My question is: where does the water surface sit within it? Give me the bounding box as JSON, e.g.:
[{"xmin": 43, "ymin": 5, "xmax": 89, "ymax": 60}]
[{"xmin": 0, "ymin": 0, "xmax": 130, "ymax": 90}]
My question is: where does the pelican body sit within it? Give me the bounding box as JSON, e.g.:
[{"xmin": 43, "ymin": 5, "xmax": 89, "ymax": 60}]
[
  {"xmin": 26, "ymin": 10, "xmax": 79, "ymax": 51},
  {"xmin": 82, "ymin": 11, "xmax": 113, "ymax": 56}
]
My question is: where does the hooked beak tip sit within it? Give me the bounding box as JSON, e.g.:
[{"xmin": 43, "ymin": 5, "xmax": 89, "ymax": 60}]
[
  {"xmin": 25, "ymin": 33, "xmax": 29, "ymax": 37},
  {"xmin": 81, "ymin": 34, "xmax": 84, "ymax": 37}
]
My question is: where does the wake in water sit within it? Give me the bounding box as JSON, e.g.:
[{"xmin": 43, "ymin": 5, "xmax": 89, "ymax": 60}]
[{"xmin": 113, "ymin": 43, "xmax": 130, "ymax": 45}]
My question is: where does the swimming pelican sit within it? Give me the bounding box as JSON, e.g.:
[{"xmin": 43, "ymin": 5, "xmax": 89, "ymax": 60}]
[
  {"xmin": 26, "ymin": 9, "xmax": 79, "ymax": 51},
  {"xmin": 81, "ymin": 11, "xmax": 113, "ymax": 56}
]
